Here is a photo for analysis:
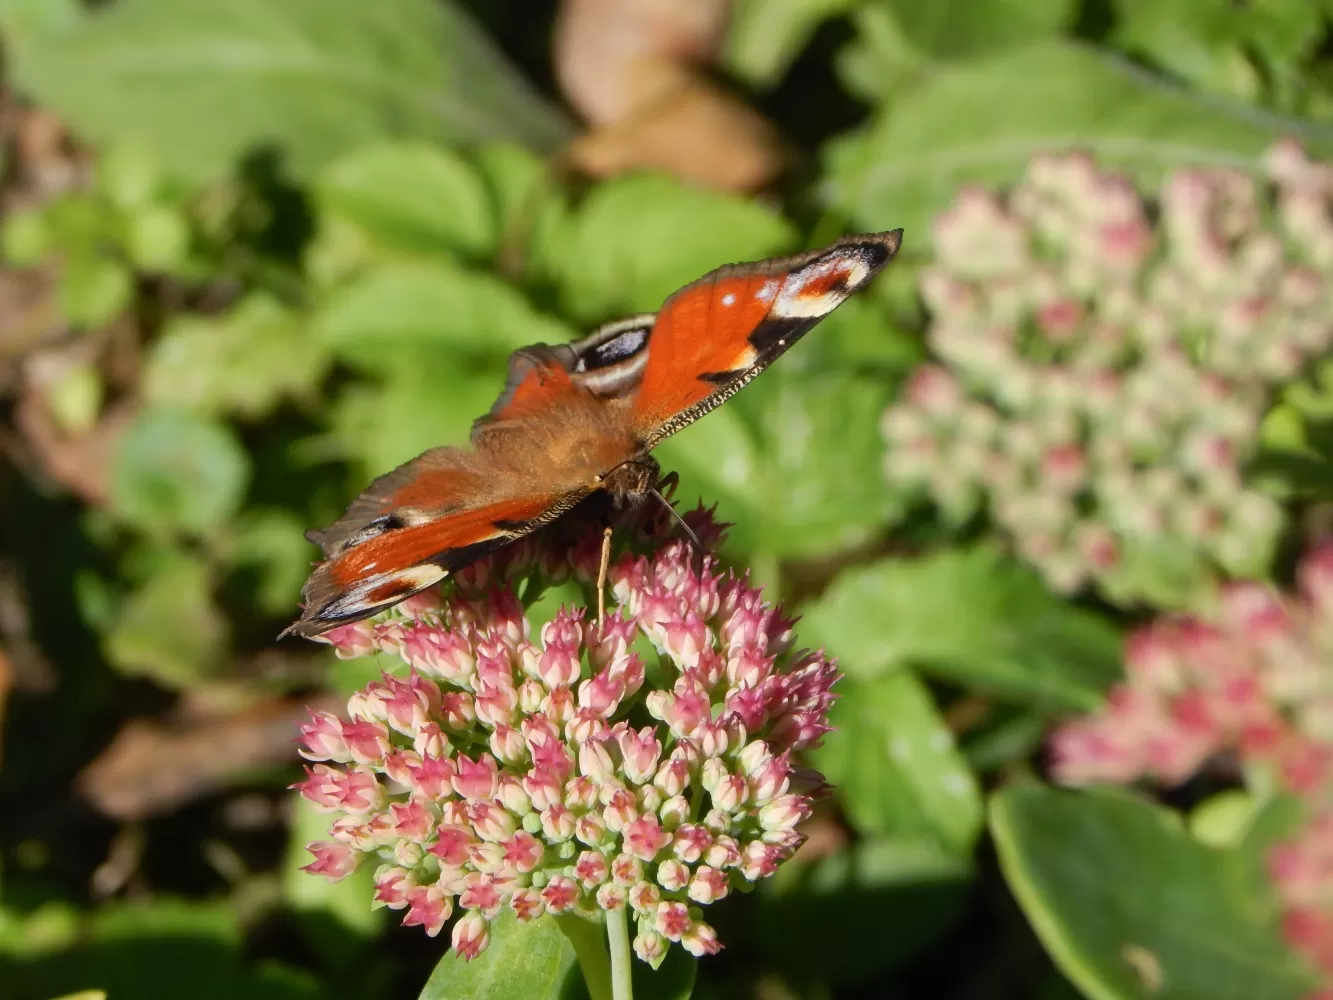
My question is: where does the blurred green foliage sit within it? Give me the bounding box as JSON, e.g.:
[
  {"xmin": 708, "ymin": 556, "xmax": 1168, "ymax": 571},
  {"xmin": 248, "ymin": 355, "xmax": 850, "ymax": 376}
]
[{"xmin": 1, "ymin": 1, "xmax": 1332, "ymax": 999}]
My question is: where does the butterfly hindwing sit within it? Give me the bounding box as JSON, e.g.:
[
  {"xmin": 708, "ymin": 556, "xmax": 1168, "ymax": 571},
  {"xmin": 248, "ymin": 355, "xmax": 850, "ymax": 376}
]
[
  {"xmin": 630, "ymin": 230, "xmax": 903, "ymax": 446},
  {"xmin": 286, "ymin": 230, "xmax": 903, "ymax": 639},
  {"xmin": 284, "ymin": 450, "xmax": 585, "ymax": 638}
]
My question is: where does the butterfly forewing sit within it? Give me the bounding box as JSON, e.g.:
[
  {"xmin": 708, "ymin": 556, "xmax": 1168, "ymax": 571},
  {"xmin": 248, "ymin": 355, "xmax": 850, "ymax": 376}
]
[
  {"xmin": 631, "ymin": 230, "xmax": 903, "ymax": 446},
  {"xmin": 285, "ymin": 230, "xmax": 903, "ymax": 638}
]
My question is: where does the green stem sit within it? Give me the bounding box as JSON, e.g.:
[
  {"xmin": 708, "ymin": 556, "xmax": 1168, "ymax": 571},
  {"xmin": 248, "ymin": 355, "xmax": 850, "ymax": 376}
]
[
  {"xmin": 607, "ymin": 906, "xmax": 635, "ymax": 1000},
  {"xmin": 555, "ymin": 913, "xmax": 614, "ymax": 1000}
]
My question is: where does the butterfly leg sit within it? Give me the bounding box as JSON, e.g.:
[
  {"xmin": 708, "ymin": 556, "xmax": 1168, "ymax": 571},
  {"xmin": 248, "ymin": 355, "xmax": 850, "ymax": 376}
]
[{"xmin": 595, "ymin": 524, "xmax": 613, "ymax": 629}]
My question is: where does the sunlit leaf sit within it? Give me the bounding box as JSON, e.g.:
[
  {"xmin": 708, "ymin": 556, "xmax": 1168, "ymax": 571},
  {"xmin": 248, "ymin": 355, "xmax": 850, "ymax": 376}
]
[
  {"xmin": 549, "ymin": 174, "xmax": 795, "ymax": 322},
  {"xmin": 814, "ymin": 671, "xmax": 983, "ymax": 853},
  {"xmin": 2, "ymin": 0, "xmax": 570, "ymax": 184},
  {"xmin": 316, "ymin": 141, "xmax": 496, "ymax": 258},
  {"xmin": 418, "ymin": 910, "xmax": 578, "ymax": 1000},
  {"xmin": 104, "ymin": 555, "xmax": 228, "ymax": 687},
  {"xmin": 826, "ymin": 40, "xmax": 1333, "ymax": 237},
  {"xmin": 801, "ymin": 547, "xmax": 1122, "ymax": 710},
  {"xmin": 110, "ymin": 408, "xmax": 251, "ymax": 535},
  {"xmin": 144, "ymin": 295, "xmax": 327, "ymax": 419},
  {"xmin": 992, "ymin": 786, "xmax": 1316, "ymax": 1000}
]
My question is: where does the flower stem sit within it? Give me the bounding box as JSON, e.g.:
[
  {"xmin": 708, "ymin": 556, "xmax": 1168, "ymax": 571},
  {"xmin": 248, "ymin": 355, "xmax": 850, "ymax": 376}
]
[
  {"xmin": 555, "ymin": 913, "xmax": 614, "ymax": 1000},
  {"xmin": 607, "ymin": 906, "xmax": 635, "ymax": 1000}
]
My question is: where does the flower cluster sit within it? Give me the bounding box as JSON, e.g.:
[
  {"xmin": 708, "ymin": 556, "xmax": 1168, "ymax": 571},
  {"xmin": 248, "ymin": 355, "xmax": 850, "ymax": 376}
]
[
  {"xmin": 294, "ymin": 507, "xmax": 837, "ymax": 965},
  {"xmin": 1051, "ymin": 541, "xmax": 1333, "ymax": 984},
  {"xmin": 883, "ymin": 141, "xmax": 1333, "ymax": 605}
]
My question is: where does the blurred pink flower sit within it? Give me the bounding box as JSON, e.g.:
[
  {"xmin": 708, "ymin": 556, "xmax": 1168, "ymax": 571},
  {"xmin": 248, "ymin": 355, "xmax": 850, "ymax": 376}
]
[
  {"xmin": 294, "ymin": 506, "xmax": 836, "ymax": 966},
  {"xmin": 886, "ymin": 142, "xmax": 1333, "ymax": 605},
  {"xmin": 1051, "ymin": 541, "xmax": 1333, "ymax": 986}
]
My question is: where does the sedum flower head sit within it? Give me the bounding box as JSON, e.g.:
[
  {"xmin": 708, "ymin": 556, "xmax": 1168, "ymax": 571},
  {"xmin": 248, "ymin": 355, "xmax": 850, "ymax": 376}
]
[
  {"xmin": 294, "ymin": 506, "xmax": 837, "ymax": 965},
  {"xmin": 884, "ymin": 141, "xmax": 1333, "ymax": 605},
  {"xmin": 1051, "ymin": 541, "xmax": 1333, "ymax": 985}
]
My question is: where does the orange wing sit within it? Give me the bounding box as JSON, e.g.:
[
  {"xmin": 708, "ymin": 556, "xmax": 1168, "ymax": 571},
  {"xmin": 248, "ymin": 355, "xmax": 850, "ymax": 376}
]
[
  {"xmin": 283, "ymin": 483, "xmax": 567, "ymax": 639},
  {"xmin": 631, "ymin": 230, "xmax": 903, "ymax": 446}
]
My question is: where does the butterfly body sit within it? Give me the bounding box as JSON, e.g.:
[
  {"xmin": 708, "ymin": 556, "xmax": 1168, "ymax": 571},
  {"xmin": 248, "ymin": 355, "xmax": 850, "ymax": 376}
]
[{"xmin": 284, "ymin": 229, "xmax": 903, "ymax": 639}]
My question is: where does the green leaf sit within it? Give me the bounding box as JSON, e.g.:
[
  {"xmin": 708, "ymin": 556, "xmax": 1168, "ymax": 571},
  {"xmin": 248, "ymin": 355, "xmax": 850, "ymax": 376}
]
[
  {"xmin": 801, "ymin": 547, "xmax": 1122, "ymax": 711},
  {"xmin": 550, "ymin": 174, "xmax": 795, "ymax": 322},
  {"xmin": 825, "ymin": 40, "xmax": 1333, "ymax": 238},
  {"xmin": 228, "ymin": 509, "xmax": 315, "ymax": 616},
  {"xmin": 315, "ymin": 141, "xmax": 495, "ymax": 258},
  {"xmin": 110, "ymin": 408, "xmax": 251, "ymax": 535},
  {"xmin": 105, "ymin": 555, "xmax": 228, "ymax": 687},
  {"xmin": 658, "ymin": 367, "xmax": 902, "ymax": 559},
  {"xmin": 326, "ymin": 358, "xmax": 502, "ymax": 476},
  {"xmin": 725, "ymin": 0, "xmax": 859, "ymax": 85},
  {"xmin": 813, "ymin": 671, "xmax": 983, "ymax": 853},
  {"xmin": 756, "ymin": 836, "xmax": 972, "ymax": 985},
  {"xmin": 57, "ymin": 254, "xmax": 133, "ymax": 328},
  {"xmin": 418, "ymin": 910, "xmax": 578, "ymax": 1000},
  {"xmin": 991, "ymin": 785, "xmax": 1317, "ymax": 1000},
  {"xmin": 313, "ymin": 261, "xmax": 575, "ymax": 371},
  {"xmin": 2, "ymin": 0, "xmax": 570, "ymax": 185},
  {"xmin": 143, "ymin": 295, "xmax": 328, "ymax": 419},
  {"xmin": 1111, "ymin": 0, "xmax": 1324, "ymax": 101},
  {"xmin": 124, "ymin": 204, "xmax": 191, "ymax": 273},
  {"xmin": 873, "ymin": 0, "xmax": 1074, "ymax": 59},
  {"xmin": 14, "ymin": 899, "xmax": 324, "ymax": 1000}
]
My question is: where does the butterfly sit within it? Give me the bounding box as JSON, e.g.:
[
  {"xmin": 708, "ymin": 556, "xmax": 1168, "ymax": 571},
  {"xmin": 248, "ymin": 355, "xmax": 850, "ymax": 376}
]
[{"xmin": 283, "ymin": 229, "xmax": 903, "ymax": 639}]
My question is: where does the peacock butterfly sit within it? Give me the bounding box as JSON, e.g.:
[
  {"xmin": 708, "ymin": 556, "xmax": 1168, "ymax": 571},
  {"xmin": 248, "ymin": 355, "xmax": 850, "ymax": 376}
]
[{"xmin": 283, "ymin": 229, "xmax": 903, "ymax": 639}]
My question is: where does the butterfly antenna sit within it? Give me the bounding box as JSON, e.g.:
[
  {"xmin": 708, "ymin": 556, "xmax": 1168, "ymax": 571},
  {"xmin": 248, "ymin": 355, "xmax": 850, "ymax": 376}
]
[{"xmin": 648, "ymin": 486, "xmax": 704, "ymax": 556}]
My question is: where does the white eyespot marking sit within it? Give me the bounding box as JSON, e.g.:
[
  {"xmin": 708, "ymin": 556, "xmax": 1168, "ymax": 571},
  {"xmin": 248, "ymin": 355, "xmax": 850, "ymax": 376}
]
[
  {"xmin": 728, "ymin": 344, "xmax": 760, "ymax": 370},
  {"xmin": 756, "ymin": 279, "xmax": 779, "ymax": 301},
  {"xmin": 721, "ymin": 292, "xmax": 736, "ymax": 307},
  {"xmin": 329, "ymin": 564, "xmax": 448, "ymax": 618},
  {"xmin": 772, "ymin": 254, "xmax": 872, "ymax": 320},
  {"xmin": 776, "ymin": 339, "xmax": 786, "ymax": 347}
]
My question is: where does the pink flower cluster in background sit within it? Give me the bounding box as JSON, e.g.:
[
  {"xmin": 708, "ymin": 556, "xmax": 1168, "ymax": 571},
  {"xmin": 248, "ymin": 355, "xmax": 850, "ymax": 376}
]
[
  {"xmin": 294, "ymin": 508, "xmax": 837, "ymax": 965},
  {"xmin": 883, "ymin": 141, "xmax": 1333, "ymax": 605},
  {"xmin": 1051, "ymin": 541, "xmax": 1333, "ymax": 984}
]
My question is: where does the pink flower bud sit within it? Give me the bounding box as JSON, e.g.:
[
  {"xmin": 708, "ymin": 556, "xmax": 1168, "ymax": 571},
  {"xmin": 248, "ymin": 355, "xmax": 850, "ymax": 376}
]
[
  {"xmin": 540, "ymin": 875, "xmax": 580, "ymax": 914},
  {"xmin": 575, "ymin": 850, "xmax": 610, "ymax": 887},
  {"xmin": 576, "ymin": 812, "xmax": 610, "ymax": 847},
  {"xmin": 657, "ymin": 859, "xmax": 690, "ymax": 891},
  {"xmin": 452, "ymin": 754, "xmax": 499, "ymax": 802},
  {"xmin": 540, "ymin": 805, "xmax": 575, "ymax": 842},
  {"xmin": 681, "ymin": 918, "xmax": 723, "ymax": 956},
  {"xmin": 298, "ymin": 712, "xmax": 352, "ymax": 763},
  {"xmin": 634, "ymin": 929, "xmax": 669, "ymax": 967},
  {"xmin": 611, "ymin": 854, "xmax": 643, "ymax": 886},
  {"xmin": 301, "ymin": 840, "xmax": 359, "ymax": 880},
  {"xmin": 402, "ymin": 884, "xmax": 452, "ymax": 937},
  {"xmin": 687, "ymin": 865, "xmax": 729, "ymax": 904},
  {"xmin": 451, "ymin": 910, "xmax": 490, "ymax": 960},
  {"xmin": 340, "ymin": 720, "xmax": 391, "ymax": 764},
  {"xmin": 624, "ymin": 815, "xmax": 671, "ymax": 862},
  {"xmin": 510, "ymin": 887, "xmax": 546, "ymax": 922},
  {"xmin": 630, "ymin": 881, "xmax": 662, "ymax": 915}
]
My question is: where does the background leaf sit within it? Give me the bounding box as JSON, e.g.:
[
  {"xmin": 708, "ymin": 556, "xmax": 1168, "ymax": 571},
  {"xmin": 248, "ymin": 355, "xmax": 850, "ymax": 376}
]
[
  {"xmin": 826, "ymin": 40, "xmax": 1333, "ymax": 237},
  {"xmin": 110, "ymin": 408, "xmax": 251, "ymax": 535},
  {"xmin": 814, "ymin": 671, "xmax": 983, "ymax": 853},
  {"xmin": 660, "ymin": 367, "xmax": 901, "ymax": 559},
  {"xmin": 417, "ymin": 911, "xmax": 578, "ymax": 1000},
  {"xmin": 315, "ymin": 142, "xmax": 496, "ymax": 259},
  {"xmin": 2, "ymin": 0, "xmax": 570, "ymax": 184},
  {"xmin": 991, "ymin": 786, "xmax": 1317, "ymax": 1000},
  {"xmin": 801, "ymin": 547, "xmax": 1122, "ymax": 710},
  {"xmin": 872, "ymin": 0, "xmax": 1075, "ymax": 59},
  {"xmin": 547, "ymin": 174, "xmax": 796, "ymax": 322}
]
